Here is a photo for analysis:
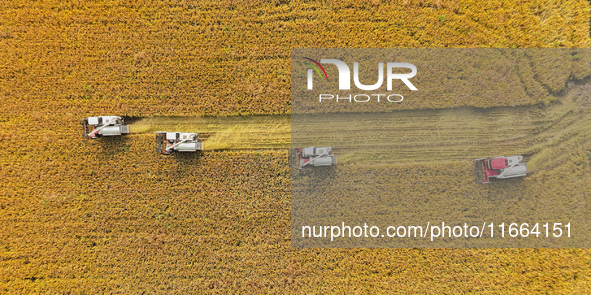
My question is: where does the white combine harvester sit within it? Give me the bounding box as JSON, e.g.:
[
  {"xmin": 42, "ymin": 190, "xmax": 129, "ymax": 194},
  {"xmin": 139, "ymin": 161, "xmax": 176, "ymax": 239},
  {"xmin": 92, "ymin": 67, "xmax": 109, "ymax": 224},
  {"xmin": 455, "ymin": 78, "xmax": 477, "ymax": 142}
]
[
  {"xmin": 473, "ymin": 156, "xmax": 528, "ymax": 184},
  {"xmin": 81, "ymin": 116, "xmax": 130, "ymax": 139},
  {"xmin": 290, "ymin": 147, "xmax": 337, "ymax": 169},
  {"xmin": 156, "ymin": 132, "xmax": 203, "ymax": 155}
]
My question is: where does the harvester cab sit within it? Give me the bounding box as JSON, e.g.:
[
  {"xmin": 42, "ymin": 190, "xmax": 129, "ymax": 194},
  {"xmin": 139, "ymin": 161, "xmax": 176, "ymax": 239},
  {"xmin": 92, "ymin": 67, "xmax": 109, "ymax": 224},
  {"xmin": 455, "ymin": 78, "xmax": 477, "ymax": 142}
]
[
  {"xmin": 473, "ymin": 156, "xmax": 527, "ymax": 184},
  {"xmin": 290, "ymin": 147, "xmax": 337, "ymax": 169},
  {"xmin": 156, "ymin": 132, "xmax": 203, "ymax": 155},
  {"xmin": 81, "ymin": 116, "xmax": 130, "ymax": 139}
]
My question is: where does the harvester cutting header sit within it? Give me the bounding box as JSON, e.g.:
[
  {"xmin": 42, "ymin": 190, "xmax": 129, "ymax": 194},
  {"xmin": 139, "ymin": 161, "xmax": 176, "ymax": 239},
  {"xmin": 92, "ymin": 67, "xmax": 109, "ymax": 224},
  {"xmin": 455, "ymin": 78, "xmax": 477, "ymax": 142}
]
[
  {"xmin": 473, "ymin": 156, "xmax": 527, "ymax": 184},
  {"xmin": 81, "ymin": 116, "xmax": 129, "ymax": 139}
]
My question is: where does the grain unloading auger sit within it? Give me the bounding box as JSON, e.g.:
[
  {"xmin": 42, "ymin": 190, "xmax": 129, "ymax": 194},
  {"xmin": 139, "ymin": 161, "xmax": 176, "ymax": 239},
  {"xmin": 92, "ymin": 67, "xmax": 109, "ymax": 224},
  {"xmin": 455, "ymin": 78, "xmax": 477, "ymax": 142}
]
[
  {"xmin": 81, "ymin": 116, "xmax": 130, "ymax": 139},
  {"xmin": 473, "ymin": 156, "xmax": 527, "ymax": 184},
  {"xmin": 289, "ymin": 147, "xmax": 337, "ymax": 169},
  {"xmin": 156, "ymin": 132, "xmax": 203, "ymax": 155}
]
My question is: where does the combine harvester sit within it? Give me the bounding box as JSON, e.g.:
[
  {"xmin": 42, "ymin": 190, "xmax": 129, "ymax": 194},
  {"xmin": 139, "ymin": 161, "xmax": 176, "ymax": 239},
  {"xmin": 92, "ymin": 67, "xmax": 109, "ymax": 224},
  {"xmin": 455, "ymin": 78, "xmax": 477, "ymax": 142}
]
[
  {"xmin": 290, "ymin": 147, "xmax": 337, "ymax": 169},
  {"xmin": 156, "ymin": 132, "xmax": 203, "ymax": 155},
  {"xmin": 81, "ymin": 116, "xmax": 130, "ymax": 139},
  {"xmin": 473, "ymin": 156, "xmax": 527, "ymax": 184}
]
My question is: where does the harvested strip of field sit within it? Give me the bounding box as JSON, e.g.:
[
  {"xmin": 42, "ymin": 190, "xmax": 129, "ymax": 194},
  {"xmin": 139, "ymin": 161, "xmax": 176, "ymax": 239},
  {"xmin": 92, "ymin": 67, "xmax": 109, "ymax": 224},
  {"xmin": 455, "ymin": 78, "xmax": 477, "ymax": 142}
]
[
  {"xmin": 131, "ymin": 115, "xmax": 291, "ymax": 150},
  {"xmin": 127, "ymin": 83, "xmax": 591, "ymax": 171},
  {"xmin": 294, "ymin": 91, "xmax": 591, "ymax": 171}
]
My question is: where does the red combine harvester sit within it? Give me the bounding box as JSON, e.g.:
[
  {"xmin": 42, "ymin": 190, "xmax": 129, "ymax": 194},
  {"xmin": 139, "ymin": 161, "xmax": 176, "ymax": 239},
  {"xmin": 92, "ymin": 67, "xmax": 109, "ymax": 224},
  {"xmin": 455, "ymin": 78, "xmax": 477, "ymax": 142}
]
[{"xmin": 473, "ymin": 156, "xmax": 527, "ymax": 184}]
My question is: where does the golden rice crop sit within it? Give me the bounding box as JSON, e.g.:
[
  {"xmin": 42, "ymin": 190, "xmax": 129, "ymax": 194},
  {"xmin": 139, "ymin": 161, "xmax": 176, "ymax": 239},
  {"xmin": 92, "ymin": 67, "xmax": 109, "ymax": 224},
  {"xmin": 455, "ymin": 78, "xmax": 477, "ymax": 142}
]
[
  {"xmin": 2, "ymin": 0, "xmax": 591, "ymax": 293},
  {"xmin": 0, "ymin": 0, "xmax": 589, "ymax": 116},
  {"xmin": 1, "ymin": 106, "xmax": 591, "ymax": 292}
]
